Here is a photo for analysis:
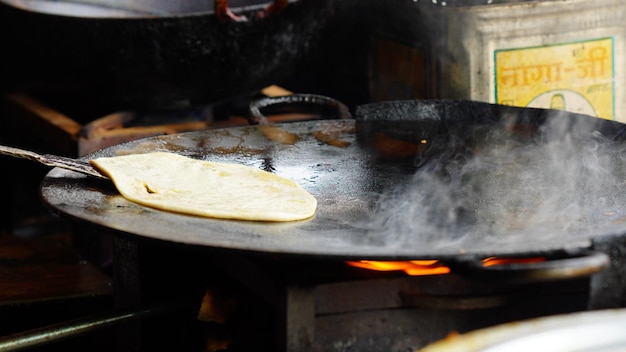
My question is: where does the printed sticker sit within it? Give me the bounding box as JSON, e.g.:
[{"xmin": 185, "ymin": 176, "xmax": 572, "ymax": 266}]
[{"xmin": 495, "ymin": 38, "xmax": 614, "ymax": 120}]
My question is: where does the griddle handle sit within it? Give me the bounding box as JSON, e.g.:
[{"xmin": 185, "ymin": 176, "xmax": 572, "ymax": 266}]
[
  {"xmin": 448, "ymin": 250, "xmax": 610, "ymax": 283},
  {"xmin": 248, "ymin": 94, "xmax": 352, "ymax": 125}
]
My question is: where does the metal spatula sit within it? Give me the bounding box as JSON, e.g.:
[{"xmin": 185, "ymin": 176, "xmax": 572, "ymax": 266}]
[{"xmin": 0, "ymin": 145, "xmax": 108, "ymax": 180}]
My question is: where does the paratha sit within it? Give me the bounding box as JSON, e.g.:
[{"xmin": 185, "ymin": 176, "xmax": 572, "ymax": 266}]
[{"xmin": 89, "ymin": 152, "xmax": 317, "ymax": 221}]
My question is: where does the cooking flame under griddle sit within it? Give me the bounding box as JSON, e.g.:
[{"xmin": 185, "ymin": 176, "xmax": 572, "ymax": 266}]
[
  {"xmin": 347, "ymin": 260, "xmax": 451, "ymax": 276},
  {"xmin": 346, "ymin": 257, "xmax": 546, "ymax": 276}
]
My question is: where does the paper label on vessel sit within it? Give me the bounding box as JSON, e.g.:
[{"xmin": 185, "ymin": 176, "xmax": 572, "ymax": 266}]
[{"xmin": 495, "ymin": 37, "xmax": 615, "ymax": 120}]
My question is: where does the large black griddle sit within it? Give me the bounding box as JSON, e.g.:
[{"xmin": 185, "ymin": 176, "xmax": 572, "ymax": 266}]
[{"xmin": 39, "ymin": 100, "xmax": 626, "ymax": 264}]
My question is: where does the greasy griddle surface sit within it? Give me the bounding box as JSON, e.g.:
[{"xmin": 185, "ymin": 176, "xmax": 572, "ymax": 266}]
[{"xmin": 39, "ymin": 116, "xmax": 626, "ymax": 260}]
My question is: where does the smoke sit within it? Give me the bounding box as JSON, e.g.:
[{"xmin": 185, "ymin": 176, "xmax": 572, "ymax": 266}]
[{"xmin": 364, "ymin": 110, "xmax": 626, "ymax": 250}]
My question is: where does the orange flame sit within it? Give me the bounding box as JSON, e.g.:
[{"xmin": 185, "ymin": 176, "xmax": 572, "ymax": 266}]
[
  {"xmin": 347, "ymin": 257, "xmax": 546, "ymax": 276},
  {"xmin": 346, "ymin": 260, "xmax": 451, "ymax": 276}
]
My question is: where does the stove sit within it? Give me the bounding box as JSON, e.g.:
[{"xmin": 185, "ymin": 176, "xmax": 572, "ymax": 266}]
[
  {"xmin": 102, "ymin": 233, "xmax": 624, "ymax": 352},
  {"xmin": 23, "ymin": 111, "xmax": 626, "ymax": 352}
]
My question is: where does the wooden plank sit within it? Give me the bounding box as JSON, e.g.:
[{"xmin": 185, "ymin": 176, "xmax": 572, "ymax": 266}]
[
  {"xmin": 0, "ymin": 235, "xmax": 112, "ymax": 305},
  {"xmin": 4, "ymin": 93, "xmax": 83, "ymax": 155}
]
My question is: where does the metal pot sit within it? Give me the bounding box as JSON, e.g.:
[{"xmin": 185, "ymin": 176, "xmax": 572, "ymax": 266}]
[{"xmin": 0, "ymin": 0, "xmax": 335, "ymax": 109}]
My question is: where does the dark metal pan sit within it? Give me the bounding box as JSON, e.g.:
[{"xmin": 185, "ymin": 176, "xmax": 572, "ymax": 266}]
[
  {"xmin": 38, "ymin": 99, "xmax": 626, "ymax": 279},
  {"xmin": 0, "ymin": 0, "xmax": 334, "ymax": 109}
]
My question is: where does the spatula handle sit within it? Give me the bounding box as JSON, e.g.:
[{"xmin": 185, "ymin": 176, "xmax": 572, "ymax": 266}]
[{"xmin": 0, "ymin": 145, "xmax": 107, "ymax": 180}]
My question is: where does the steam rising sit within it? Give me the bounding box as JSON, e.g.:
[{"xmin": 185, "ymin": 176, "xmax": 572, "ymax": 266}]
[{"xmin": 365, "ymin": 111, "xmax": 626, "ymax": 250}]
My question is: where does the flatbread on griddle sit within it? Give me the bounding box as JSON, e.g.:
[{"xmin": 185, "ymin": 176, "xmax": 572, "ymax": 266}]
[{"xmin": 90, "ymin": 152, "xmax": 317, "ymax": 221}]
